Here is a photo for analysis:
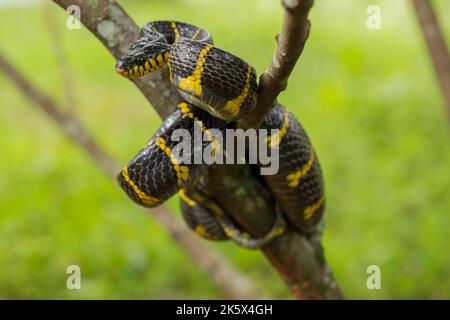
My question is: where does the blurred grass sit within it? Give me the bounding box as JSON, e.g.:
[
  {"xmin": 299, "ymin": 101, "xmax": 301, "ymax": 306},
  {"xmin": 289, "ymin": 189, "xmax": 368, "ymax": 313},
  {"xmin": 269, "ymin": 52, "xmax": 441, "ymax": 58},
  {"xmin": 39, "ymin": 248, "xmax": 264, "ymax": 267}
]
[{"xmin": 0, "ymin": 0, "xmax": 449, "ymax": 299}]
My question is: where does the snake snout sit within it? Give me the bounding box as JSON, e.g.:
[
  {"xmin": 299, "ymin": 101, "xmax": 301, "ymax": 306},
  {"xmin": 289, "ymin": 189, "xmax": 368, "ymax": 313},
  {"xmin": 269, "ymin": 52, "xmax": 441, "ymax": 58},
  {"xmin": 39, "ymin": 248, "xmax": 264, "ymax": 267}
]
[
  {"xmin": 115, "ymin": 65, "xmax": 125, "ymax": 74},
  {"xmin": 115, "ymin": 60, "xmax": 132, "ymax": 78}
]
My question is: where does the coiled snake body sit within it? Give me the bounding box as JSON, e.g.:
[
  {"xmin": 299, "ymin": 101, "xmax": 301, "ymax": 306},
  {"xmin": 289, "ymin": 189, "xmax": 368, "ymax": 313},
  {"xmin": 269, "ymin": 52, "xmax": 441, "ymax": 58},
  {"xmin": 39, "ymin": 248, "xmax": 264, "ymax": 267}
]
[{"xmin": 115, "ymin": 21, "xmax": 325, "ymax": 248}]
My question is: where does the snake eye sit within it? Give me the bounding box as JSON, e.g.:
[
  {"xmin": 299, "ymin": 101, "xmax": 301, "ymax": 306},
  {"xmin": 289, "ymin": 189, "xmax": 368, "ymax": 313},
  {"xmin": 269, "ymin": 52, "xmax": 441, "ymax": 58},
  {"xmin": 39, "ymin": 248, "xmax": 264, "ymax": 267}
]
[{"xmin": 137, "ymin": 56, "xmax": 146, "ymax": 65}]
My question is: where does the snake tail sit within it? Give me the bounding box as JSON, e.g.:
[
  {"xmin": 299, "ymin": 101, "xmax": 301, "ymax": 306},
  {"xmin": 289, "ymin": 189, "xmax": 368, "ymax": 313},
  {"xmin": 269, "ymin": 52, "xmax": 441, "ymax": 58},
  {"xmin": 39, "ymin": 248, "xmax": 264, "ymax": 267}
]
[{"xmin": 179, "ymin": 180, "xmax": 286, "ymax": 249}]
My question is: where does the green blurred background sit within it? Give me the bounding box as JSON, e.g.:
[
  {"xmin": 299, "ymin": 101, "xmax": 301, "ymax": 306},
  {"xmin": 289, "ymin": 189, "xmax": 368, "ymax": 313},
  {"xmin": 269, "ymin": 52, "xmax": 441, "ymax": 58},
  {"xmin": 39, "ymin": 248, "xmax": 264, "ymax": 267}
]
[{"xmin": 0, "ymin": 0, "xmax": 449, "ymax": 299}]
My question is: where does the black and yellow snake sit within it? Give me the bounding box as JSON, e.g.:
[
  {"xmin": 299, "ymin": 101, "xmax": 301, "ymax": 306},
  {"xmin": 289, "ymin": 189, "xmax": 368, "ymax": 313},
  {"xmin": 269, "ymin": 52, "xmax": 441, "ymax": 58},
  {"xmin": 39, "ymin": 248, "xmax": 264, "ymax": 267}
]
[{"xmin": 115, "ymin": 21, "xmax": 325, "ymax": 249}]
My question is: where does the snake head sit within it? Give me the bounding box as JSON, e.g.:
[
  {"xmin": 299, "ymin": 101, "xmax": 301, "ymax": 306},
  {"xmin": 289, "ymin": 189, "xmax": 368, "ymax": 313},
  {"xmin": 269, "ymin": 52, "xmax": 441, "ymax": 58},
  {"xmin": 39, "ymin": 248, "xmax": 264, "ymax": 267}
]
[{"xmin": 115, "ymin": 33, "xmax": 170, "ymax": 78}]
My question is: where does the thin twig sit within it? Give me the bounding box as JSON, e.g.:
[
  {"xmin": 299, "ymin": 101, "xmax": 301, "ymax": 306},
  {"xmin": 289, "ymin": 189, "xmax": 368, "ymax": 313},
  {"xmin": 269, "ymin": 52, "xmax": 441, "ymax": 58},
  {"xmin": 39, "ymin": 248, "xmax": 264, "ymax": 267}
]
[
  {"xmin": 42, "ymin": 2, "xmax": 78, "ymax": 112},
  {"xmin": 0, "ymin": 52, "xmax": 260, "ymax": 300},
  {"xmin": 240, "ymin": 0, "xmax": 313, "ymax": 129},
  {"xmin": 412, "ymin": 0, "xmax": 450, "ymax": 123}
]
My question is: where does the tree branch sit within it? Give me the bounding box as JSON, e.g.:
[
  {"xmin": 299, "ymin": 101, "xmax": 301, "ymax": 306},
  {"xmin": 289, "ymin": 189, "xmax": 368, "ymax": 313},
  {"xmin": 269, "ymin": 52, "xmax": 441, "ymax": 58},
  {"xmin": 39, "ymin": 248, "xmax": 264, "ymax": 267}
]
[
  {"xmin": 43, "ymin": 2, "xmax": 78, "ymax": 112},
  {"xmin": 204, "ymin": 0, "xmax": 344, "ymax": 299},
  {"xmin": 239, "ymin": 0, "xmax": 313, "ymax": 129},
  {"xmin": 0, "ymin": 52, "xmax": 259, "ymax": 299},
  {"xmin": 205, "ymin": 165, "xmax": 342, "ymax": 299},
  {"xmin": 48, "ymin": 0, "xmax": 343, "ymax": 299},
  {"xmin": 412, "ymin": 0, "xmax": 450, "ymax": 123}
]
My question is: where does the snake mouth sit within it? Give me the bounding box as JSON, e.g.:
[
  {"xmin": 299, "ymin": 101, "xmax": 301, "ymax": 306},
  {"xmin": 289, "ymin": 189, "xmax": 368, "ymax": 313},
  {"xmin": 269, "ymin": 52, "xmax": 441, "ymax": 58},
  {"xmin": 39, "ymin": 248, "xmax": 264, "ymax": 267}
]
[
  {"xmin": 115, "ymin": 65, "xmax": 124, "ymax": 74},
  {"xmin": 115, "ymin": 57, "xmax": 168, "ymax": 78},
  {"xmin": 114, "ymin": 64, "xmax": 152, "ymax": 78},
  {"xmin": 116, "ymin": 44, "xmax": 171, "ymax": 79},
  {"xmin": 114, "ymin": 63, "xmax": 131, "ymax": 78},
  {"xmin": 115, "ymin": 66, "xmax": 129, "ymax": 78}
]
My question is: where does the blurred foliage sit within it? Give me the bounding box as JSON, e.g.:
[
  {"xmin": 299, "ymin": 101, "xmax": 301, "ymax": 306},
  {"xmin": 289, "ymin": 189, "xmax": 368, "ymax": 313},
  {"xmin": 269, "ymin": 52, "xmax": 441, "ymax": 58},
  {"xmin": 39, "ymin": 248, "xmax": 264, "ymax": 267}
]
[{"xmin": 0, "ymin": 0, "xmax": 449, "ymax": 299}]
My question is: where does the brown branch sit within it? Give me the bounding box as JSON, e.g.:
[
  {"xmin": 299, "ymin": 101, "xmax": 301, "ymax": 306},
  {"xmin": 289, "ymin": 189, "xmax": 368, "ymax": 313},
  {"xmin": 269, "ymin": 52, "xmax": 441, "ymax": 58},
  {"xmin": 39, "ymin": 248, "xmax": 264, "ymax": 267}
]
[
  {"xmin": 0, "ymin": 52, "xmax": 259, "ymax": 300},
  {"xmin": 49, "ymin": 0, "xmax": 343, "ymax": 299},
  {"xmin": 205, "ymin": 0, "xmax": 344, "ymax": 299},
  {"xmin": 239, "ymin": 0, "xmax": 313, "ymax": 129},
  {"xmin": 205, "ymin": 166, "xmax": 342, "ymax": 300},
  {"xmin": 412, "ymin": 0, "xmax": 450, "ymax": 123}
]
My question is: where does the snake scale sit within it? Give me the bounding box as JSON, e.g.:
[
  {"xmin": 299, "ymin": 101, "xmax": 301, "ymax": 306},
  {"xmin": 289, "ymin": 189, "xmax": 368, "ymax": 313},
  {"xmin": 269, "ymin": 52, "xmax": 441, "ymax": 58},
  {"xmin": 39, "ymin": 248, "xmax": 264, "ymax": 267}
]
[{"xmin": 115, "ymin": 21, "xmax": 325, "ymax": 248}]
